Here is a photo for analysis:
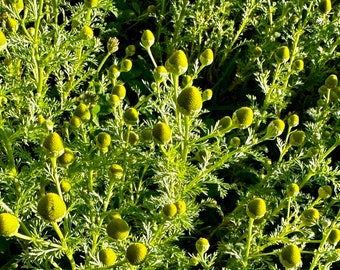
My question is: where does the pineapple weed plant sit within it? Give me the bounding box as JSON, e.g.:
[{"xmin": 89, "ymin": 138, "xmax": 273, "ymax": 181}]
[{"xmin": 1, "ymin": 0, "xmax": 340, "ymax": 269}]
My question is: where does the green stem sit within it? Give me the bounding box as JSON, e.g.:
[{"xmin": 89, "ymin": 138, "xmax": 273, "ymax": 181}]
[
  {"xmin": 85, "ymin": 8, "xmax": 92, "ymax": 24},
  {"xmin": 51, "ymin": 222, "xmax": 76, "ymax": 270},
  {"xmin": 50, "ymin": 157, "xmax": 63, "ymax": 200},
  {"xmin": 97, "ymin": 52, "xmax": 112, "ymax": 74},
  {"xmin": 243, "ymin": 217, "xmax": 254, "ymax": 268},
  {"xmin": 147, "ymin": 47, "xmax": 157, "ymax": 68},
  {"xmin": 182, "ymin": 115, "xmax": 190, "ymax": 162},
  {"xmin": 14, "ymin": 232, "xmax": 62, "ymax": 249}
]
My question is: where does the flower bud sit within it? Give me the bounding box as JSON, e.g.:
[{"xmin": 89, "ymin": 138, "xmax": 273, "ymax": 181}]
[
  {"xmin": 175, "ymin": 200, "xmax": 186, "ymax": 214},
  {"xmin": 230, "ymin": 137, "xmax": 241, "ymax": 148},
  {"xmin": 43, "ymin": 132, "xmax": 65, "ymax": 158},
  {"xmin": 279, "ymin": 244, "xmax": 301, "ymax": 268},
  {"xmin": 318, "ymin": 185, "xmax": 332, "ymax": 199},
  {"xmin": 219, "ymin": 116, "xmax": 232, "ymax": 129},
  {"xmin": 57, "ymin": 148, "xmax": 75, "ymax": 166},
  {"xmin": 0, "ymin": 213, "xmax": 19, "ymax": 236},
  {"xmin": 319, "ymin": 0, "xmax": 332, "ymax": 13},
  {"xmin": 74, "ymin": 103, "xmax": 91, "ymax": 122},
  {"xmin": 275, "ymin": 46, "xmax": 290, "ymax": 63},
  {"xmin": 232, "ymin": 107, "xmax": 253, "ymax": 129},
  {"xmin": 99, "ymin": 248, "xmax": 116, "ymax": 266},
  {"xmin": 109, "ymin": 94, "xmax": 120, "ymax": 107},
  {"xmin": 328, "ymin": 229, "xmax": 340, "ymax": 244},
  {"xmin": 165, "ymin": 50, "xmax": 188, "ymax": 76},
  {"xmin": 246, "ymin": 198, "xmax": 266, "ymax": 219},
  {"xmin": 287, "ymin": 114, "xmax": 299, "ymax": 128},
  {"xmin": 195, "ymin": 238, "xmax": 210, "ymax": 255},
  {"xmin": 202, "ymin": 89, "xmax": 213, "ymax": 101},
  {"xmin": 119, "ymin": 59, "xmax": 132, "ymax": 72},
  {"xmin": 0, "ymin": 29, "xmax": 7, "ymax": 51},
  {"xmin": 286, "ymin": 183, "xmax": 299, "ymax": 197},
  {"xmin": 80, "ymin": 25, "xmax": 94, "ymax": 39},
  {"xmin": 301, "ymin": 208, "xmax": 320, "ymax": 226},
  {"xmin": 289, "ymin": 130, "xmax": 305, "ymax": 147},
  {"xmin": 125, "ymin": 45, "xmax": 136, "ymax": 57},
  {"xmin": 70, "ymin": 115, "xmax": 82, "ymax": 128},
  {"xmin": 37, "ymin": 193, "xmax": 66, "ymax": 222},
  {"xmin": 325, "ymin": 74, "xmax": 338, "ymax": 89},
  {"xmin": 141, "ymin": 29, "xmax": 155, "ymax": 49},
  {"xmin": 177, "ymin": 86, "xmax": 203, "ymax": 116},
  {"xmin": 106, "ymin": 218, "xmax": 130, "ymax": 240},
  {"xmin": 61, "ymin": 179, "xmax": 72, "ymax": 193},
  {"xmin": 109, "ymin": 164, "xmax": 123, "ymax": 179},
  {"xmin": 199, "ymin": 48, "xmax": 214, "ymax": 66},
  {"xmin": 163, "ymin": 203, "xmax": 177, "ymax": 219},
  {"xmin": 252, "ymin": 46, "xmax": 262, "ymax": 58},
  {"xmin": 126, "ymin": 243, "xmax": 148, "ymax": 265},
  {"xmin": 293, "ymin": 59, "xmax": 304, "ymax": 71},
  {"xmin": 6, "ymin": 17, "xmax": 19, "ymax": 32},
  {"xmin": 112, "ymin": 85, "xmax": 126, "ymax": 99},
  {"xmin": 152, "ymin": 122, "xmax": 171, "ymax": 144},
  {"xmin": 124, "ymin": 130, "xmax": 139, "ymax": 145},
  {"xmin": 123, "ymin": 108, "xmax": 139, "ymax": 125},
  {"xmin": 96, "ymin": 132, "xmax": 111, "ymax": 152},
  {"xmin": 153, "ymin": 66, "xmax": 168, "ymax": 83},
  {"xmin": 108, "ymin": 65, "xmax": 120, "ymax": 79},
  {"xmin": 265, "ymin": 119, "xmax": 285, "ymax": 138}
]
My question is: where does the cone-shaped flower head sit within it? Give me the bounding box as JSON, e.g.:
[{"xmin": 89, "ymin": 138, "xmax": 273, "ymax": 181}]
[
  {"xmin": 80, "ymin": 25, "xmax": 94, "ymax": 39},
  {"xmin": 325, "ymin": 74, "xmax": 338, "ymax": 89},
  {"xmin": 109, "ymin": 164, "xmax": 124, "ymax": 179},
  {"xmin": 219, "ymin": 116, "xmax": 232, "ymax": 129},
  {"xmin": 163, "ymin": 203, "xmax": 177, "ymax": 219},
  {"xmin": 119, "ymin": 59, "xmax": 132, "ymax": 72},
  {"xmin": 177, "ymin": 86, "xmax": 203, "ymax": 116},
  {"xmin": 287, "ymin": 114, "xmax": 299, "ymax": 128},
  {"xmin": 0, "ymin": 29, "xmax": 7, "ymax": 51},
  {"xmin": 123, "ymin": 108, "xmax": 139, "ymax": 125},
  {"xmin": 195, "ymin": 238, "xmax": 210, "ymax": 255},
  {"xmin": 43, "ymin": 132, "xmax": 65, "ymax": 158},
  {"xmin": 232, "ymin": 107, "xmax": 254, "ymax": 129},
  {"xmin": 126, "ymin": 243, "xmax": 148, "ymax": 265},
  {"xmin": 37, "ymin": 193, "xmax": 66, "ymax": 222},
  {"xmin": 99, "ymin": 248, "xmax": 117, "ymax": 266},
  {"xmin": 289, "ymin": 130, "xmax": 305, "ymax": 147},
  {"xmin": 106, "ymin": 218, "xmax": 130, "ymax": 240},
  {"xmin": 199, "ymin": 48, "xmax": 214, "ymax": 66},
  {"xmin": 328, "ymin": 229, "xmax": 340, "ymax": 244},
  {"xmin": 265, "ymin": 119, "xmax": 285, "ymax": 138},
  {"xmin": 175, "ymin": 200, "xmax": 186, "ymax": 215},
  {"xmin": 125, "ymin": 45, "xmax": 136, "ymax": 57},
  {"xmin": 74, "ymin": 103, "xmax": 91, "ymax": 121},
  {"xmin": 57, "ymin": 147, "xmax": 75, "ymax": 166},
  {"xmin": 152, "ymin": 122, "xmax": 172, "ymax": 144},
  {"xmin": 319, "ymin": 0, "xmax": 332, "ymax": 13},
  {"xmin": 202, "ymin": 89, "xmax": 213, "ymax": 101},
  {"xmin": 153, "ymin": 66, "xmax": 168, "ymax": 83},
  {"xmin": 286, "ymin": 183, "xmax": 299, "ymax": 197},
  {"xmin": 318, "ymin": 185, "xmax": 332, "ymax": 199},
  {"xmin": 275, "ymin": 46, "xmax": 290, "ymax": 63},
  {"xmin": 247, "ymin": 198, "xmax": 266, "ymax": 219},
  {"xmin": 293, "ymin": 59, "xmax": 304, "ymax": 71},
  {"xmin": 280, "ymin": 244, "xmax": 301, "ymax": 268},
  {"xmin": 107, "ymin": 37, "xmax": 119, "ymax": 54},
  {"xmin": 141, "ymin": 29, "xmax": 155, "ymax": 49},
  {"xmin": 0, "ymin": 213, "xmax": 19, "ymax": 236},
  {"xmin": 301, "ymin": 208, "xmax": 320, "ymax": 226},
  {"xmin": 165, "ymin": 50, "xmax": 188, "ymax": 76}
]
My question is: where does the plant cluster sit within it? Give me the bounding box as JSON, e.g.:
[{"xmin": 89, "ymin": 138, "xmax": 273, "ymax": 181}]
[{"xmin": 0, "ymin": 0, "xmax": 340, "ymax": 269}]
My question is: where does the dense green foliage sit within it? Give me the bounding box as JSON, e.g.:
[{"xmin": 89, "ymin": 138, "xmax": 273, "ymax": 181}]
[{"xmin": 0, "ymin": 0, "xmax": 340, "ymax": 269}]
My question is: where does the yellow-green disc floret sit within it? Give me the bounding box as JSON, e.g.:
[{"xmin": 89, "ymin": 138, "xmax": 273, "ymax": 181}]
[
  {"xmin": 265, "ymin": 119, "xmax": 285, "ymax": 138},
  {"xmin": 289, "ymin": 130, "xmax": 306, "ymax": 147},
  {"xmin": 106, "ymin": 218, "xmax": 130, "ymax": 240},
  {"xmin": 153, "ymin": 66, "xmax": 168, "ymax": 83},
  {"xmin": 175, "ymin": 200, "xmax": 187, "ymax": 215},
  {"xmin": 286, "ymin": 183, "xmax": 299, "ymax": 197},
  {"xmin": 124, "ymin": 130, "xmax": 139, "ymax": 145},
  {"xmin": 112, "ymin": 85, "xmax": 126, "ymax": 99},
  {"xmin": 230, "ymin": 137, "xmax": 241, "ymax": 148},
  {"xmin": 99, "ymin": 248, "xmax": 116, "ymax": 266},
  {"xmin": 141, "ymin": 29, "xmax": 155, "ymax": 49},
  {"xmin": 219, "ymin": 116, "xmax": 232, "ymax": 129},
  {"xmin": 80, "ymin": 25, "xmax": 94, "ymax": 39},
  {"xmin": 57, "ymin": 148, "xmax": 74, "ymax": 166},
  {"xmin": 140, "ymin": 129, "xmax": 153, "ymax": 142},
  {"xmin": 328, "ymin": 229, "xmax": 340, "ymax": 244},
  {"xmin": 43, "ymin": 132, "xmax": 65, "ymax": 158},
  {"xmin": 74, "ymin": 103, "xmax": 91, "ymax": 121},
  {"xmin": 119, "ymin": 59, "xmax": 132, "ymax": 72},
  {"xmin": 60, "ymin": 179, "xmax": 72, "ymax": 193},
  {"xmin": 287, "ymin": 114, "xmax": 299, "ymax": 128},
  {"xmin": 199, "ymin": 48, "xmax": 214, "ymax": 66},
  {"xmin": 318, "ymin": 185, "xmax": 332, "ymax": 199},
  {"xmin": 125, "ymin": 44, "xmax": 136, "ymax": 57},
  {"xmin": 165, "ymin": 50, "xmax": 188, "ymax": 76},
  {"xmin": 37, "ymin": 193, "xmax": 66, "ymax": 222},
  {"xmin": 247, "ymin": 198, "xmax": 266, "ymax": 219},
  {"xmin": 152, "ymin": 122, "xmax": 172, "ymax": 144},
  {"xmin": 279, "ymin": 244, "xmax": 301, "ymax": 268},
  {"xmin": 232, "ymin": 107, "xmax": 253, "ymax": 129},
  {"xmin": 163, "ymin": 203, "xmax": 177, "ymax": 219},
  {"xmin": 109, "ymin": 164, "xmax": 124, "ymax": 179},
  {"xmin": 293, "ymin": 59, "xmax": 304, "ymax": 71},
  {"xmin": 275, "ymin": 46, "xmax": 290, "ymax": 63},
  {"xmin": 177, "ymin": 86, "xmax": 203, "ymax": 116},
  {"xmin": 0, "ymin": 213, "xmax": 19, "ymax": 236},
  {"xmin": 126, "ymin": 243, "xmax": 148, "ymax": 265},
  {"xmin": 319, "ymin": 0, "xmax": 332, "ymax": 13},
  {"xmin": 202, "ymin": 89, "xmax": 213, "ymax": 101},
  {"xmin": 195, "ymin": 238, "xmax": 210, "ymax": 255},
  {"xmin": 70, "ymin": 115, "xmax": 82, "ymax": 128},
  {"xmin": 301, "ymin": 208, "xmax": 320, "ymax": 226},
  {"xmin": 123, "ymin": 108, "xmax": 139, "ymax": 125},
  {"xmin": 0, "ymin": 30, "xmax": 7, "ymax": 51}
]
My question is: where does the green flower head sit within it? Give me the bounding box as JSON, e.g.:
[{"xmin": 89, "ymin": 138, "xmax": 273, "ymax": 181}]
[
  {"xmin": 141, "ymin": 29, "xmax": 155, "ymax": 49},
  {"xmin": 325, "ymin": 74, "xmax": 338, "ymax": 89},
  {"xmin": 123, "ymin": 108, "xmax": 139, "ymax": 125},
  {"xmin": 247, "ymin": 198, "xmax": 266, "ymax": 219},
  {"xmin": 96, "ymin": 132, "xmax": 111, "ymax": 150},
  {"xmin": 0, "ymin": 29, "xmax": 7, "ymax": 51},
  {"xmin": 106, "ymin": 218, "xmax": 130, "ymax": 240},
  {"xmin": 74, "ymin": 103, "xmax": 91, "ymax": 121},
  {"xmin": 165, "ymin": 50, "xmax": 188, "ymax": 76},
  {"xmin": 175, "ymin": 200, "xmax": 187, "ymax": 215},
  {"xmin": 195, "ymin": 238, "xmax": 210, "ymax": 255},
  {"xmin": 265, "ymin": 119, "xmax": 285, "ymax": 138},
  {"xmin": 0, "ymin": 213, "xmax": 19, "ymax": 236},
  {"xmin": 286, "ymin": 183, "xmax": 299, "ymax": 197},
  {"xmin": 275, "ymin": 46, "xmax": 290, "ymax": 63},
  {"xmin": 57, "ymin": 147, "xmax": 75, "ymax": 166},
  {"xmin": 43, "ymin": 132, "xmax": 65, "ymax": 158},
  {"xmin": 163, "ymin": 203, "xmax": 177, "ymax": 219},
  {"xmin": 119, "ymin": 59, "xmax": 132, "ymax": 72},
  {"xmin": 99, "ymin": 248, "xmax": 116, "ymax": 266},
  {"xmin": 287, "ymin": 114, "xmax": 299, "ymax": 128},
  {"xmin": 126, "ymin": 243, "xmax": 148, "ymax": 265},
  {"xmin": 289, "ymin": 130, "xmax": 306, "ymax": 147},
  {"xmin": 199, "ymin": 48, "xmax": 214, "ymax": 66},
  {"xmin": 319, "ymin": 0, "xmax": 332, "ymax": 13},
  {"xmin": 177, "ymin": 86, "xmax": 203, "ymax": 116},
  {"xmin": 318, "ymin": 185, "xmax": 332, "ymax": 199},
  {"xmin": 232, "ymin": 107, "xmax": 254, "ymax": 129},
  {"xmin": 280, "ymin": 244, "xmax": 301, "ymax": 268},
  {"xmin": 37, "ymin": 193, "xmax": 66, "ymax": 222},
  {"xmin": 328, "ymin": 229, "xmax": 340, "ymax": 245},
  {"xmin": 109, "ymin": 164, "xmax": 124, "ymax": 179},
  {"xmin": 301, "ymin": 208, "xmax": 320, "ymax": 226},
  {"xmin": 152, "ymin": 122, "xmax": 172, "ymax": 144}
]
